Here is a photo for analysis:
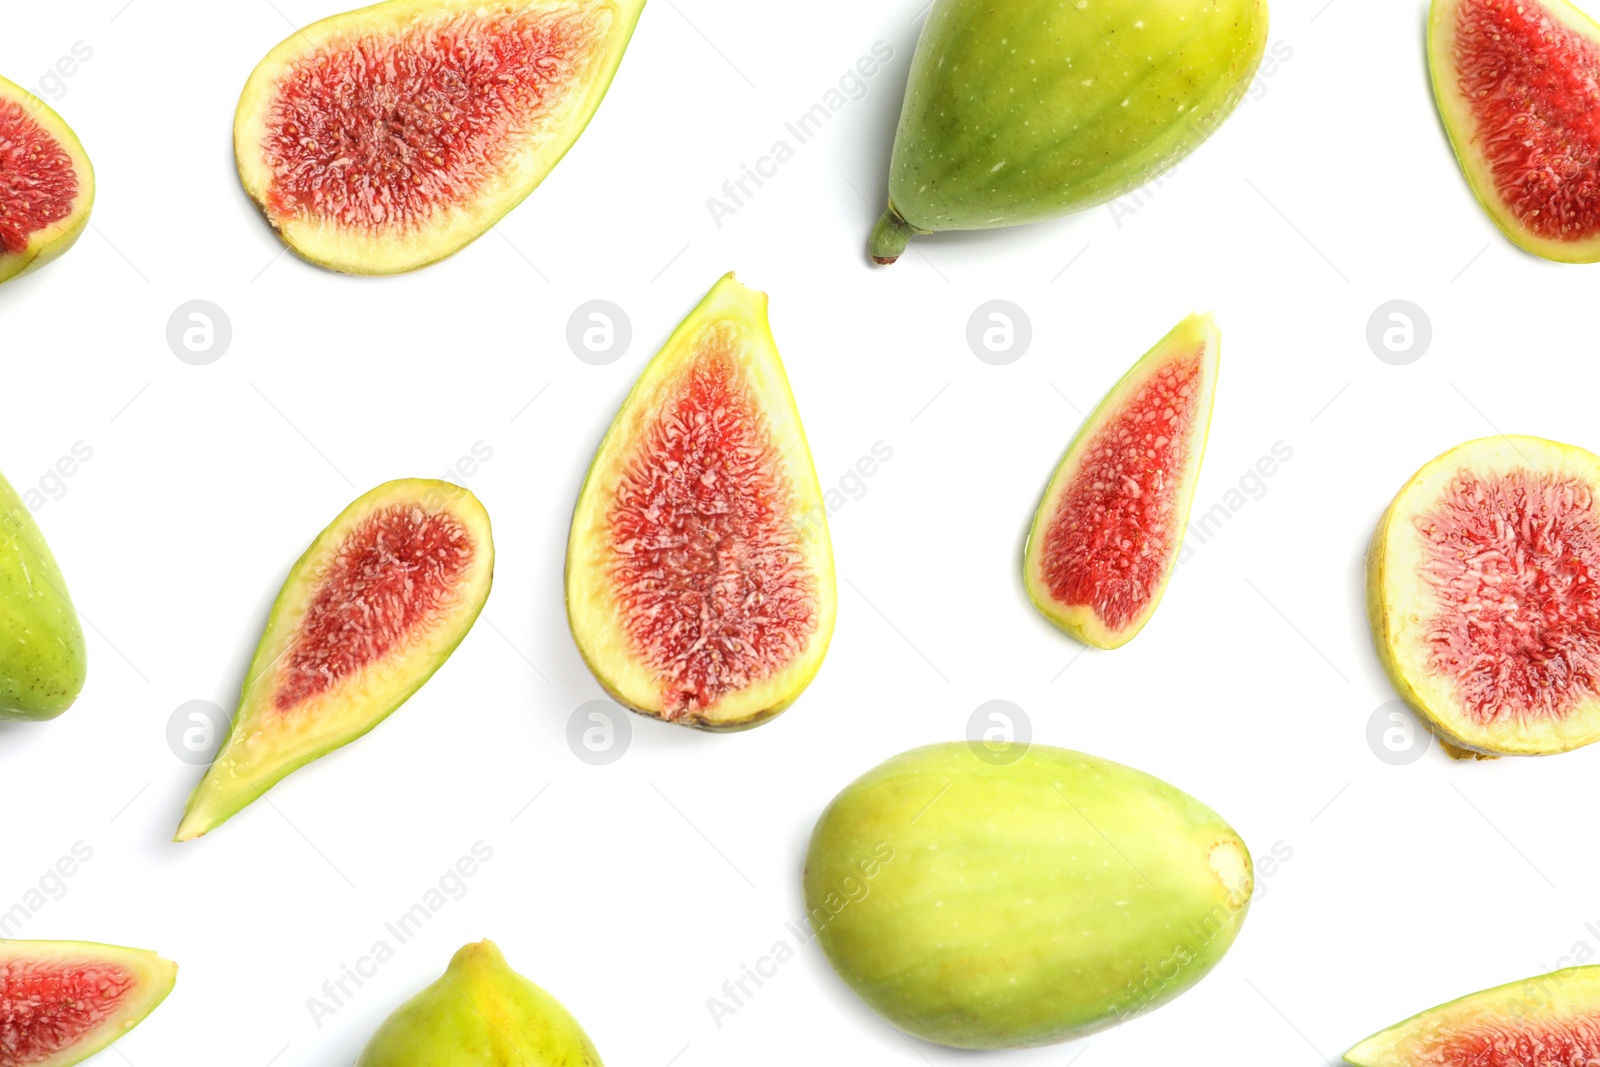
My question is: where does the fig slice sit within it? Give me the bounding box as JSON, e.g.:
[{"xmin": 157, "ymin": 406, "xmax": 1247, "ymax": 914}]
[
  {"xmin": 0, "ymin": 941, "xmax": 177, "ymax": 1067},
  {"xmin": 233, "ymin": 0, "xmax": 646, "ymax": 275},
  {"xmin": 1429, "ymin": 0, "xmax": 1600, "ymax": 262},
  {"xmin": 1024, "ymin": 314, "xmax": 1220, "ymax": 649},
  {"xmin": 566, "ymin": 273, "xmax": 836, "ymax": 731},
  {"xmin": 0, "ymin": 467, "xmax": 87, "ymax": 722},
  {"xmin": 175, "ymin": 479, "xmax": 494, "ymax": 841},
  {"xmin": 1368, "ymin": 436, "xmax": 1600, "ymax": 758},
  {"xmin": 0, "ymin": 75, "xmax": 94, "ymax": 286},
  {"xmin": 1346, "ymin": 967, "xmax": 1600, "ymax": 1067}
]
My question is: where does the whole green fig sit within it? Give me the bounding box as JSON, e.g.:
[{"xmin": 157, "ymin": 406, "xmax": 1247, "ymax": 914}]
[
  {"xmin": 357, "ymin": 941, "xmax": 603, "ymax": 1067},
  {"xmin": 870, "ymin": 0, "xmax": 1270, "ymax": 263}
]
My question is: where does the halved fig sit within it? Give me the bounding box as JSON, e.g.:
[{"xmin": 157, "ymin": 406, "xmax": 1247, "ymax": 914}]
[
  {"xmin": 1429, "ymin": 0, "xmax": 1600, "ymax": 262},
  {"xmin": 1346, "ymin": 966, "xmax": 1600, "ymax": 1067},
  {"xmin": 0, "ymin": 75, "xmax": 94, "ymax": 285},
  {"xmin": 1024, "ymin": 314, "xmax": 1220, "ymax": 649},
  {"xmin": 1368, "ymin": 436, "xmax": 1600, "ymax": 757},
  {"xmin": 0, "ymin": 941, "xmax": 177, "ymax": 1067},
  {"xmin": 175, "ymin": 480, "xmax": 493, "ymax": 840},
  {"xmin": 566, "ymin": 273, "xmax": 836, "ymax": 731},
  {"xmin": 234, "ymin": 0, "xmax": 646, "ymax": 274}
]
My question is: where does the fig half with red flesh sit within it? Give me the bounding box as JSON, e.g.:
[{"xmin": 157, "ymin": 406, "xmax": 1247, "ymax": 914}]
[
  {"xmin": 0, "ymin": 941, "xmax": 176, "ymax": 1067},
  {"xmin": 566, "ymin": 273, "xmax": 837, "ymax": 730},
  {"xmin": 0, "ymin": 75, "xmax": 93, "ymax": 285},
  {"xmin": 1024, "ymin": 314, "xmax": 1220, "ymax": 649},
  {"xmin": 1429, "ymin": 0, "xmax": 1600, "ymax": 262},
  {"xmin": 1346, "ymin": 966, "xmax": 1600, "ymax": 1067},
  {"xmin": 234, "ymin": 0, "xmax": 646, "ymax": 274},
  {"xmin": 175, "ymin": 480, "xmax": 494, "ymax": 840},
  {"xmin": 1369, "ymin": 436, "xmax": 1600, "ymax": 757}
]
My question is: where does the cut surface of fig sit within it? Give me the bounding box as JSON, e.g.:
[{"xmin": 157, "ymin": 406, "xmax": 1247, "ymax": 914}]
[
  {"xmin": 1429, "ymin": 0, "xmax": 1600, "ymax": 262},
  {"xmin": 1368, "ymin": 436, "xmax": 1600, "ymax": 756},
  {"xmin": 0, "ymin": 76, "xmax": 94, "ymax": 285},
  {"xmin": 1345, "ymin": 967, "xmax": 1600, "ymax": 1067},
  {"xmin": 566, "ymin": 273, "xmax": 836, "ymax": 730},
  {"xmin": 1025, "ymin": 314, "xmax": 1219, "ymax": 649},
  {"xmin": 234, "ymin": 0, "xmax": 646, "ymax": 274},
  {"xmin": 176, "ymin": 480, "xmax": 494, "ymax": 840},
  {"xmin": 0, "ymin": 941, "xmax": 176, "ymax": 1067}
]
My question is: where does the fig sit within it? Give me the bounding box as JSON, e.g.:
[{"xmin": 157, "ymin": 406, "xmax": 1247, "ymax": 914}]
[
  {"xmin": 565, "ymin": 273, "xmax": 836, "ymax": 730},
  {"xmin": 804, "ymin": 742, "xmax": 1252, "ymax": 1050},
  {"xmin": 1368, "ymin": 436, "xmax": 1600, "ymax": 757},
  {"xmin": 357, "ymin": 940, "xmax": 602, "ymax": 1067},
  {"xmin": 1024, "ymin": 314, "xmax": 1219, "ymax": 649},
  {"xmin": 869, "ymin": 0, "xmax": 1269, "ymax": 264},
  {"xmin": 0, "ymin": 75, "xmax": 94, "ymax": 285},
  {"xmin": 175, "ymin": 479, "xmax": 493, "ymax": 840},
  {"xmin": 234, "ymin": 0, "xmax": 646, "ymax": 274},
  {"xmin": 0, "ymin": 468, "xmax": 87, "ymax": 722},
  {"xmin": 0, "ymin": 940, "xmax": 177, "ymax": 1067},
  {"xmin": 1429, "ymin": 0, "xmax": 1600, "ymax": 263},
  {"xmin": 1346, "ymin": 966, "xmax": 1600, "ymax": 1067}
]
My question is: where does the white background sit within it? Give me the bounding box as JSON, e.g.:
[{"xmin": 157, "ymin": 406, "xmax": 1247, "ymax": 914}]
[{"xmin": 4, "ymin": 0, "xmax": 1598, "ymax": 1064}]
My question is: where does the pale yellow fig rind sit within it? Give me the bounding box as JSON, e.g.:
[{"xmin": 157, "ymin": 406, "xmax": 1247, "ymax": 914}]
[
  {"xmin": 1428, "ymin": 0, "xmax": 1600, "ymax": 263},
  {"xmin": 565, "ymin": 273, "xmax": 837, "ymax": 730},
  {"xmin": 233, "ymin": 0, "xmax": 646, "ymax": 275},
  {"xmin": 1367, "ymin": 435, "xmax": 1600, "ymax": 757},
  {"xmin": 0, "ymin": 75, "xmax": 94, "ymax": 285},
  {"xmin": 1023, "ymin": 313, "xmax": 1220, "ymax": 649}
]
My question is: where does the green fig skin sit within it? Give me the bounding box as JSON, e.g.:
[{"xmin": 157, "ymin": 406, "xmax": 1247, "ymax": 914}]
[
  {"xmin": 872, "ymin": 0, "xmax": 1269, "ymax": 262},
  {"xmin": 357, "ymin": 941, "xmax": 604, "ymax": 1067},
  {"xmin": 804, "ymin": 743, "xmax": 1253, "ymax": 1049},
  {"xmin": 0, "ymin": 470, "xmax": 87, "ymax": 721}
]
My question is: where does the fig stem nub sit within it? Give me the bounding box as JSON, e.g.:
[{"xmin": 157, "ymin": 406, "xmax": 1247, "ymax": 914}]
[{"xmin": 870, "ymin": 209, "xmax": 912, "ymax": 265}]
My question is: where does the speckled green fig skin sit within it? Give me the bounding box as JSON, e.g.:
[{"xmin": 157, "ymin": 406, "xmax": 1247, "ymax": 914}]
[
  {"xmin": 0, "ymin": 469, "xmax": 86, "ymax": 721},
  {"xmin": 357, "ymin": 941, "xmax": 603, "ymax": 1067},
  {"xmin": 804, "ymin": 743, "xmax": 1253, "ymax": 1049},
  {"xmin": 871, "ymin": 0, "xmax": 1269, "ymax": 261}
]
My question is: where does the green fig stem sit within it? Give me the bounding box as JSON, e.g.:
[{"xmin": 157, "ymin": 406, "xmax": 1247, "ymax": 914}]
[{"xmin": 869, "ymin": 209, "xmax": 912, "ymax": 265}]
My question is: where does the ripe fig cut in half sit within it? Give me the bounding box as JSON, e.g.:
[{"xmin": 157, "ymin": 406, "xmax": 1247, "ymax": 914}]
[
  {"xmin": 175, "ymin": 480, "xmax": 493, "ymax": 841},
  {"xmin": 234, "ymin": 0, "xmax": 646, "ymax": 274},
  {"xmin": 0, "ymin": 75, "xmax": 94, "ymax": 286},
  {"xmin": 869, "ymin": 0, "xmax": 1269, "ymax": 264},
  {"xmin": 0, "ymin": 467, "xmax": 87, "ymax": 722},
  {"xmin": 566, "ymin": 273, "xmax": 836, "ymax": 731},
  {"xmin": 1429, "ymin": 0, "xmax": 1600, "ymax": 262},
  {"xmin": 0, "ymin": 941, "xmax": 177, "ymax": 1067},
  {"xmin": 1346, "ymin": 967, "xmax": 1600, "ymax": 1067},
  {"xmin": 1368, "ymin": 436, "xmax": 1600, "ymax": 757},
  {"xmin": 1024, "ymin": 314, "xmax": 1220, "ymax": 649}
]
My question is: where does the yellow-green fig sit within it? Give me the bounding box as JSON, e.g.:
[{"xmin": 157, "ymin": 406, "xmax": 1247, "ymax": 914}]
[
  {"xmin": 358, "ymin": 941, "xmax": 603, "ymax": 1067},
  {"xmin": 0, "ymin": 468, "xmax": 87, "ymax": 721}
]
